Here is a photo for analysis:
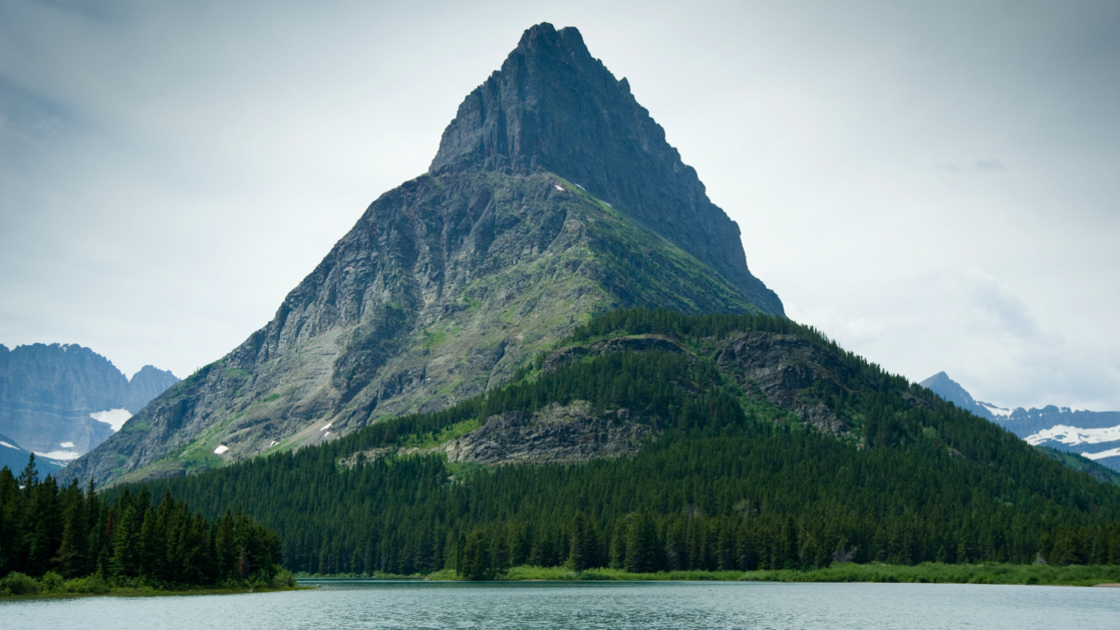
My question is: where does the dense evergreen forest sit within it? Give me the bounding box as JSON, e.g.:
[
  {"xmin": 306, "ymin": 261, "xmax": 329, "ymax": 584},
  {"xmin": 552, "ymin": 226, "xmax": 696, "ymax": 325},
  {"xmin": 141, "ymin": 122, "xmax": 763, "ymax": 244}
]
[
  {"xmin": 0, "ymin": 455, "xmax": 289, "ymax": 593},
  {"xmin": 114, "ymin": 311, "xmax": 1120, "ymax": 578}
]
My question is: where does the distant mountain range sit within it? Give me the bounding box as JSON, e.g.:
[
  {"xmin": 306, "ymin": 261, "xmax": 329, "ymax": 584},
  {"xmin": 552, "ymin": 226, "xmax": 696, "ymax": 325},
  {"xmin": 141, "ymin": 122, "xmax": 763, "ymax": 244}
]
[
  {"xmin": 0, "ymin": 343, "xmax": 178, "ymax": 467},
  {"xmin": 919, "ymin": 371, "xmax": 1120, "ymax": 472}
]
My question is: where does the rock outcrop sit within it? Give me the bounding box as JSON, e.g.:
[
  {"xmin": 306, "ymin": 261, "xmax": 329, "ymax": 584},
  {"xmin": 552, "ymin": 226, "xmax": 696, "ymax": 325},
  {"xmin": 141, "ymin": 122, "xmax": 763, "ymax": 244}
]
[
  {"xmin": 443, "ymin": 401, "xmax": 650, "ymax": 466},
  {"xmin": 714, "ymin": 332, "xmax": 854, "ymax": 437}
]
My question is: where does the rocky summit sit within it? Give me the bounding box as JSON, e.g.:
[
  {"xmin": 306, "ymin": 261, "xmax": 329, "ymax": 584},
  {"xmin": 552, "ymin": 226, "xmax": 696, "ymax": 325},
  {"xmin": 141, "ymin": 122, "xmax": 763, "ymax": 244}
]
[{"xmin": 63, "ymin": 23, "xmax": 782, "ymax": 486}]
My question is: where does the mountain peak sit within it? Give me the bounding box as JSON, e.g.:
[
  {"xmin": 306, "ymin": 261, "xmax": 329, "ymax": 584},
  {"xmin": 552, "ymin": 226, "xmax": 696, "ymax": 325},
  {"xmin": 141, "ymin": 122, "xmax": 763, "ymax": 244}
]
[
  {"xmin": 919, "ymin": 372, "xmax": 994, "ymax": 420},
  {"xmin": 515, "ymin": 22, "xmax": 588, "ymax": 57},
  {"xmin": 431, "ymin": 23, "xmax": 783, "ymax": 315}
]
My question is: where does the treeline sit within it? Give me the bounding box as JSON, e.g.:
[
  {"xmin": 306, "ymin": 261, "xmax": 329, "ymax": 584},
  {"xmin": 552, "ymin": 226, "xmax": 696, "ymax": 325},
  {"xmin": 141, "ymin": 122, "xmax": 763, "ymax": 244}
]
[
  {"xmin": 130, "ymin": 310, "xmax": 1120, "ymax": 578},
  {"xmin": 0, "ymin": 456, "xmax": 288, "ymax": 591}
]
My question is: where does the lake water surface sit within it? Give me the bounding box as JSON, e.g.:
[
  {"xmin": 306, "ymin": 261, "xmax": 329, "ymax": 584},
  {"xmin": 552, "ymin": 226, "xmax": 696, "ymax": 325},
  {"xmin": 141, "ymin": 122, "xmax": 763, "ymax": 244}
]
[{"xmin": 4, "ymin": 580, "xmax": 1119, "ymax": 629}]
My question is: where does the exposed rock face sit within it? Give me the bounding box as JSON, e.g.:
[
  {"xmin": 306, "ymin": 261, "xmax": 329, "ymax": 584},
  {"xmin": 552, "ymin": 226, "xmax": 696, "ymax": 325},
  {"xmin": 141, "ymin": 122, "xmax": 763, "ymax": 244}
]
[
  {"xmin": 0, "ymin": 343, "xmax": 177, "ymax": 456},
  {"xmin": 444, "ymin": 401, "xmax": 650, "ymax": 465},
  {"xmin": 715, "ymin": 332, "xmax": 854, "ymax": 437},
  {"xmin": 63, "ymin": 23, "xmax": 783, "ymax": 486},
  {"xmin": 124, "ymin": 366, "xmax": 180, "ymax": 414},
  {"xmin": 431, "ymin": 24, "xmax": 783, "ymax": 317}
]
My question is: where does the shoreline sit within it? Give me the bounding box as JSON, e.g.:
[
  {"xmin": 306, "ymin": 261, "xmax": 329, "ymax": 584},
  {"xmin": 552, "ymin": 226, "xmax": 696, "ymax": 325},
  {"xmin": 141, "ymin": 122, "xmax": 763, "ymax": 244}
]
[
  {"xmin": 1, "ymin": 584, "xmax": 309, "ymax": 600},
  {"xmin": 295, "ymin": 562, "xmax": 1120, "ymax": 587}
]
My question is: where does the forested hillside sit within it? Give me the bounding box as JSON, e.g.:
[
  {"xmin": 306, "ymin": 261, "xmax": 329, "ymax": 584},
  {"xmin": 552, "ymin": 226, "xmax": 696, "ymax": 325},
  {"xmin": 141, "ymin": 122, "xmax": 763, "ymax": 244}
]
[
  {"xmin": 0, "ymin": 456, "xmax": 288, "ymax": 592},
  {"xmin": 134, "ymin": 310, "xmax": 1120, "ymax": 577}
]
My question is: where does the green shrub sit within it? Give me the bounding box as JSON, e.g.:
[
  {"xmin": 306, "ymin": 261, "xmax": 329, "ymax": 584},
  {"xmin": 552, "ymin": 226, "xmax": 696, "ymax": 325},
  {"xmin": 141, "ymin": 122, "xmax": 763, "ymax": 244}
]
[
  {"xmin": 269, "ymin": 568, "xmax": 296, "ymax": 589},
  {"xmin": 40, "ymin": 571, "xmax": 64, "ymax": 592},
  {"xmin": 0, "ymin": 572, "xmax": 42, "ymax": 595},
  {"xmin": 63, "ymin": 573, "xmax": 110, "ymax": 594}
]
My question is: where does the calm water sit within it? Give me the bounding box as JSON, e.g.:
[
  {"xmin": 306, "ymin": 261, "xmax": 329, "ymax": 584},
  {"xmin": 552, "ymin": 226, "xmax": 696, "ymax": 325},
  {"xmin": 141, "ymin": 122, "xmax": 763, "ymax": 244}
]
[{"xmin": 4, "ymin": 580, "xmax": 1119, "ymax": 629}]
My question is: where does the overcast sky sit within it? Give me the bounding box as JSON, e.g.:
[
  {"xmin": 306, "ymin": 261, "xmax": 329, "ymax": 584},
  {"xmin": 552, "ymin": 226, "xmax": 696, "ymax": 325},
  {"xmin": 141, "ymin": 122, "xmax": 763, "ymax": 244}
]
[{"xmin": 2, "ymin": 0, "xmax": 1118, "ymax": 411}]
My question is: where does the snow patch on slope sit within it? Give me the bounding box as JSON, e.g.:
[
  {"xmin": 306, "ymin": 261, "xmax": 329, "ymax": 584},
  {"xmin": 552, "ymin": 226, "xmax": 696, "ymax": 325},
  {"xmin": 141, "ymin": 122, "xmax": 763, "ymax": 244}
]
[
  {"xmin": 1084, "ymin": 447, "xmax": 1120, "ymax": 461},
  {"xmin": 979, "ymin": 401, "xmax": 1013, "ymax": 418},
  {"xmin": 34, "ymin": 450, "xmax": 83, "ymax": 461},
  {"xmin": 1026, "ymin": 424, "xmax": 1120, "ymax": 446},
  {"xmin": 91, "ymin": 408, "xmax": 133, "ymax": 432}
]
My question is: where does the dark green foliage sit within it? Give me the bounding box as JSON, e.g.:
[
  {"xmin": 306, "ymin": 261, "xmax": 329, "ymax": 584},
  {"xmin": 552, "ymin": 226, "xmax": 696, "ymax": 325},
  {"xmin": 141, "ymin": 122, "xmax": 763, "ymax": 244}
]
[
  {"xmin": 0, "ymin": 456, "xmax": 284, "ymax": 589},
  {"xmin": 116, "ymin": 310, "xmax": 1120, "ymax": 578}
]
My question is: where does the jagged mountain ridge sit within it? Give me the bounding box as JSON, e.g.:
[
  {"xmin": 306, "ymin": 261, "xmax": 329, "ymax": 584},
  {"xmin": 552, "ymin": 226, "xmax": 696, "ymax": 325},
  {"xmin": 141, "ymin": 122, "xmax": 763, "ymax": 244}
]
[
  {"xmin": 63, "ymin": 24, "xmax": 782, "ymax": 486},
  {"xmin": 0, "ymin": 343, "xmax": 178, "ymax": 458},
  {"xmin": 919, "ymin": 371, "xmax": 1120, "ymax": 472}
]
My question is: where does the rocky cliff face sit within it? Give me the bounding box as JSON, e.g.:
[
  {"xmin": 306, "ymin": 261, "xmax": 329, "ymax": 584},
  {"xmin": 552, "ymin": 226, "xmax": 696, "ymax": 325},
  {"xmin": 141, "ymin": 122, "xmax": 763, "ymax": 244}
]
[
  {"xmin": 443, "ymin": 401, "xmax": 651, "ymax": 466},
  {"xmin": 431, "ymin": 24, "xmax": 782, "ymax": 316},
  {"xmin": 0, "ymin": 344, "xmax": 178, "ymax": 457},
  {"xmin": 64, "ymin": 23, "xmax": 783, "ymax": 486}
]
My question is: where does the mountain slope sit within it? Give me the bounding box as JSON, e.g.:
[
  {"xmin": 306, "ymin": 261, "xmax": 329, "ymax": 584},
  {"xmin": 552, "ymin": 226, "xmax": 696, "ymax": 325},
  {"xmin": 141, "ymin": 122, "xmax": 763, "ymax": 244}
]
[
  {"xmin": 137, "ymin": 310, "xmax": 1120, "ymax": 575},
  {"xmin": 64, "ymin": 25, "xmax": 781, "ymax": 487}
]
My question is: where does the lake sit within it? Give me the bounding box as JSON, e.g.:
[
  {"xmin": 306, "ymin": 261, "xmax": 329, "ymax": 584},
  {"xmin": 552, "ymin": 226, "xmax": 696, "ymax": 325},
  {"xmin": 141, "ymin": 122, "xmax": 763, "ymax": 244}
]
[{"xmin": 4, "ymin": 580, "xmax": 1119, "ymax": 629}]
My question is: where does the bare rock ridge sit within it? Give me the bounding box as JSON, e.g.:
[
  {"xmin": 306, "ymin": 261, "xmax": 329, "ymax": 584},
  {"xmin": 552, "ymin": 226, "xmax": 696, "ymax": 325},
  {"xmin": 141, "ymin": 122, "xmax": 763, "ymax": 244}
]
[
  {"xmin": 431, "ymin": 24, "xmax": 783, "ymax": 316},
  {"xmin": 63, "ymin": 23, "xmax": 784, "ymax": 486}
]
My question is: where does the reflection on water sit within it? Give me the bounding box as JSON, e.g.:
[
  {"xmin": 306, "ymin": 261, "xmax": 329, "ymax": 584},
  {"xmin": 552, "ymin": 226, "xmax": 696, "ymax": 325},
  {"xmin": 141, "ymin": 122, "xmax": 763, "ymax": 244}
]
[{"xmin": 4, "ymin": 580, "xmax": 1119, "ymax": 629}]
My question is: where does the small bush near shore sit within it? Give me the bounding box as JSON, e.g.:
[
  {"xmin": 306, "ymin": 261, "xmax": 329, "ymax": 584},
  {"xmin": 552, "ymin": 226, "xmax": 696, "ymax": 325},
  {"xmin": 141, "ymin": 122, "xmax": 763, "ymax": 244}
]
[{"xmin": 0, "ymin": 572, "xmax": 42, "ymax": 595}]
